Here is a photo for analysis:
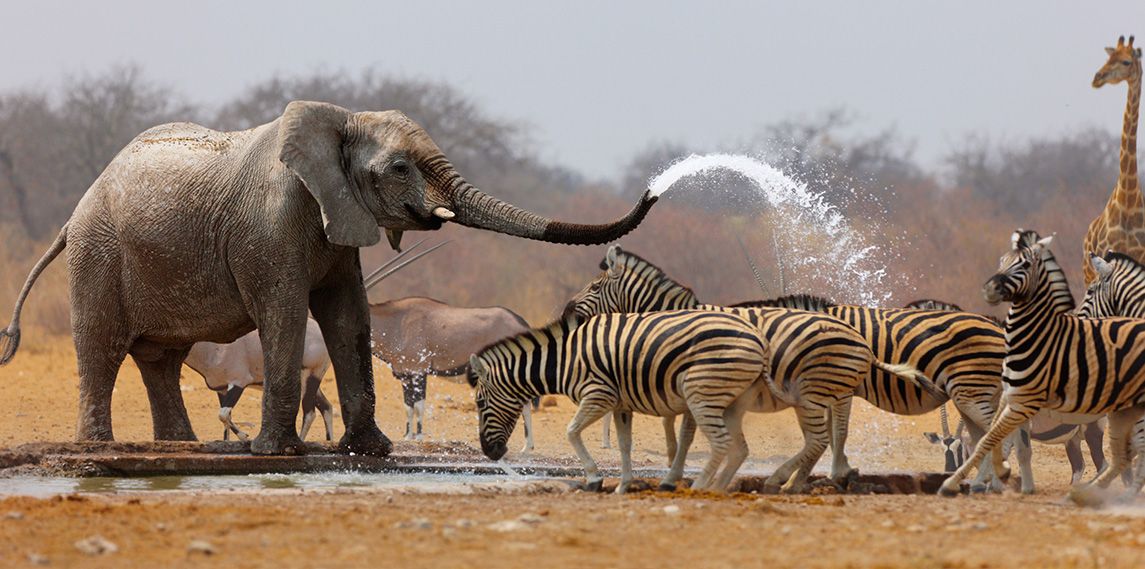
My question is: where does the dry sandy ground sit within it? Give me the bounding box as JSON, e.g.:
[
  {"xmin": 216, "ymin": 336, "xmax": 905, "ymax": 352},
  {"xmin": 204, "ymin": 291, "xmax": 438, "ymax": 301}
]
[{"xmin": 3, "ymin": 331, "xmax": 1145, "ymax": 568}]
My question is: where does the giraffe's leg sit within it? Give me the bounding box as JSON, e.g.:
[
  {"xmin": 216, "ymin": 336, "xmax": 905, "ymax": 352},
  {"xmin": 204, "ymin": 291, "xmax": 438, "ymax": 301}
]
[{"xmin": 939, "ymin": 403, "xmax": 1037, "ymax": 497}]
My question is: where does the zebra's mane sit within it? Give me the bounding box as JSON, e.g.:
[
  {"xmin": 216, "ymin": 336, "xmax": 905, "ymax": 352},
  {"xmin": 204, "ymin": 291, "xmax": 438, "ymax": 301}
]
[
  {"xmin": 610, "ymin": 248, "xmax": 698, "ymax": 303},
  {"xmin": 1017, "ymin": 232, "xmax": 1076, "ymax": 313},
  {"xmin": 1101, "ymin": 251, "xmax": 1145, "ymax": 283},
  {"xmin": 729, "ymin": 294, "xmax": 838, "ymax": 311},
  {"xmin": 473, "ymin": 314, "xmax": 578, "ymax": 362}
]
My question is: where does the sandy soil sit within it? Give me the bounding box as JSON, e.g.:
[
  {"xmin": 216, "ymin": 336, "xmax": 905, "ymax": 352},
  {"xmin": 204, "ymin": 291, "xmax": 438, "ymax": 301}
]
[{"xmin": 3, "ymin": 331, "xmax": 1145, "ymax": 568}]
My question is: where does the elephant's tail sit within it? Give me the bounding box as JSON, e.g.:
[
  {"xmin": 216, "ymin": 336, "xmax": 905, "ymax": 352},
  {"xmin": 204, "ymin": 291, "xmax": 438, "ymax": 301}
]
[{"xmin": 1, "ymin": 223, "xmax": 67, "ymax": 366}]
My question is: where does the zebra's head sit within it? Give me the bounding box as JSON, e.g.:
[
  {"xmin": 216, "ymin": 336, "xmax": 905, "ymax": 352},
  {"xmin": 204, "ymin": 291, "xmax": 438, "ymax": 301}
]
[
  {"xmin": 468, "ymin": 352, "xmax": 522, "ymax": 461},
  {"xmin": 562, "ymin": 245, "xmax": 697, "ymax": 319},
  {"xmin": 1077, "ymin": 251, "xmax": 1145, "ymax": 318},
  {"xmin": 983, "ymin": 230, "xmax": 1054, "ymax": 306}
]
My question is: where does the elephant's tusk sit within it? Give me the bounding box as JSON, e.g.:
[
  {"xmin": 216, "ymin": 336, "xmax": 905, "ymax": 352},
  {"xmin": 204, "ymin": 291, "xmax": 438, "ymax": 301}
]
[{"xmin": 432, "ymin": 207, "xmax": 455, "ymax": 220}]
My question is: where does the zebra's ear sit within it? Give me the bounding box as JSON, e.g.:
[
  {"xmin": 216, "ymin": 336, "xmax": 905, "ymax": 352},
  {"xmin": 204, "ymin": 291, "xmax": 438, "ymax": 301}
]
[
  {"xmin": 1092, "ymin": 254, "xmax": 1114, "ymax": 278},
  {"xmin": 606, "ymin": 245, "xmax": 624, "ymax": 278},
  {"xmin": 1036, "ymin": 235, "xmax": 1053, "ymax": 248},
  {"xmin": 468, "ymin": 355, "xmax": 487, "ymax": 385},
  {"xmin": 564, "ymin": 311, "xmax": 586, "ymax": 328}
]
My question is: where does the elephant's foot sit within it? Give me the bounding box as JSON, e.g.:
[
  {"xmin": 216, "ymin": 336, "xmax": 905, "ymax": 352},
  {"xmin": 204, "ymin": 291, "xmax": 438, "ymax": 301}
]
[
  {"xmin": 251, "ymin": 431, "xmax": 306, "ymax": 456},
  {"xmin": 75, "ymin": 419, "xmax": 115, "ymax": 443},
  {"xmin": 338, "ymin": 424, "xmax": 393, "ymax": 457}
]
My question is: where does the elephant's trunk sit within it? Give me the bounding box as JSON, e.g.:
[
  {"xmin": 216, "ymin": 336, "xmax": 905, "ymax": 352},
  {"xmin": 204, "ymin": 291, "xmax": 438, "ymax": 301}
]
[{"xmin": 422, "ymin": 158, "xmax": 658, "ymax": 246}]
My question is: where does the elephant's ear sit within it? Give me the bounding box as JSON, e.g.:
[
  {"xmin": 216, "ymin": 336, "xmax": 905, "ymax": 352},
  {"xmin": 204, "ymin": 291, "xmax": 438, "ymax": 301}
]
[{"xmin": 279, "ymin": 101, "xmax": 381, "ymax": 248}]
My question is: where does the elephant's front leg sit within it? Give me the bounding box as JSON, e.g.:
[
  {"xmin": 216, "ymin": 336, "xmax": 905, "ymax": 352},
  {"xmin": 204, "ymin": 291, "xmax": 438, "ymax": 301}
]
[
  {"xmin": 310, "ymin": 261, "xmax": 392, "ymax": 457},
  {"xmin": 249, "ymin": 306, "xmax": 308, "ymax": 455}
]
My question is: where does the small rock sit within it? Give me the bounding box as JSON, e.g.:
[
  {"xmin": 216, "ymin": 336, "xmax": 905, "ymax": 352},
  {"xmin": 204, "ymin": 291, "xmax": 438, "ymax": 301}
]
[
  {"xmin": 75, "ymin": 536, "xmax": 118, "ymax": 556},
  {"xmin": 442, "ymin": 527, "xmax": 459, "ymax": 538},
  {"xmin": 971, "ymin": 522, "xmax": 990, "ymax": 531},
  {"xmin": 489, "ymin": 520, "xmax": 530, "ymax": 532},
  {"xmin": 454, "ymin": 519, "xmax": 475, "ymax": 528},
  {"xmin": 906, "ymin": 524, "xmax": 927, "ymax": 533},
  {"xmin": 517, "ymin": 513, "xmax": 545, "ymax": 524},
  {"xmin": 187, "ymin": 540, "xmax": 218, "ymax": 555},
  {"xmin": 412, "ymin": 518, "xmax": 433, "ymax": 530},
  {"xmin": 663, "ymin": 505, "xmax": 681, "ymax": 515},
  {"xmin": 4, "ymin": 511, "xmax": 24, "ymax": 519},
  {"xmin": 27, "ymin": 553, "xmax": 49, "ymax": 565}
]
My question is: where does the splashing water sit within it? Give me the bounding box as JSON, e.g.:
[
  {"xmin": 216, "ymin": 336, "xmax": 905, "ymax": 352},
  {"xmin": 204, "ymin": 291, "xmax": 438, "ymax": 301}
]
[{"xmin": 648, "ymin": 153, "xmax": 908, "ymax": 306}]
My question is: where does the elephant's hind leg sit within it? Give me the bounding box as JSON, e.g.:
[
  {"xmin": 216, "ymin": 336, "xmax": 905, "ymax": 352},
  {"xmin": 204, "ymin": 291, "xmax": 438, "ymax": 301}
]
[{"xmin": 130, "ymin": 344, "xmax": 197, "ymax": 441}]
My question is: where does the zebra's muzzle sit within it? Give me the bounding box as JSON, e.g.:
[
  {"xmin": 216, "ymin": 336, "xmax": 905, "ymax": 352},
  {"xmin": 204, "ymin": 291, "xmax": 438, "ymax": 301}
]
[
  {"xmin": 481, "ymin": 438, "xmax": 508, "ymax": 461},
  {"xmin": 982, "ymin": 275, "xmax": 1010, "ymax": 305}
]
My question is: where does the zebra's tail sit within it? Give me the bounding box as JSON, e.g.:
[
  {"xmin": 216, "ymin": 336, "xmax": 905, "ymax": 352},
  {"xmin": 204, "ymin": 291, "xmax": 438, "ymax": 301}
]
[
  {"xmin": 874, "ymin": 360, "xmax": 946, "ymax": 401},
  {"xmin": 762, "ymin": 369, "xmax": 800, "ymax": 407},
  {"xmin": 1, "ymin": 223, "xmax": 67, "ymax": 366}
]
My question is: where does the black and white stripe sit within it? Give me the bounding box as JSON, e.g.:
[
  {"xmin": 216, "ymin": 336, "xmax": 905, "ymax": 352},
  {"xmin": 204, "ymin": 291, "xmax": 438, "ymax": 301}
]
[
  {"xmin": 468, "ymin": 310, "xmax": 770, "ymax": 494},
  {"xmin": 939, "ymin": 230, "xmax": 1145, "ymax": 498},
  {"xmin": 731, "ymin": 294, "xmax": 1029, "ymax": 492},
  {"xmin": 562, "ymin": 246, "xmax": 942, "ymax": 493}
]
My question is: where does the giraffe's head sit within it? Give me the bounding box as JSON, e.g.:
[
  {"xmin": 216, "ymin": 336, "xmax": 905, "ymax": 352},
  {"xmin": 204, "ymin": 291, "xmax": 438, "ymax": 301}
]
[{"xmin": 1093, "ymin": 35, "xmax": 1142, "ymax": 88}]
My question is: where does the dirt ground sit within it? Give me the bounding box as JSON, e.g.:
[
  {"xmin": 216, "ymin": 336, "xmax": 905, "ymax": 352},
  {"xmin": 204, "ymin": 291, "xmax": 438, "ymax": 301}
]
[{"xmin": 3, "ymin": 330, "xmax": 1145, "ymax": 568}]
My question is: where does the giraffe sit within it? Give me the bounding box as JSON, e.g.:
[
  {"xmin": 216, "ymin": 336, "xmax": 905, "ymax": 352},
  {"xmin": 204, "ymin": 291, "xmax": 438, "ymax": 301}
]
[{"xmin": 1083, "ymin": 35, "xmax": 1143, "ymax": 285}]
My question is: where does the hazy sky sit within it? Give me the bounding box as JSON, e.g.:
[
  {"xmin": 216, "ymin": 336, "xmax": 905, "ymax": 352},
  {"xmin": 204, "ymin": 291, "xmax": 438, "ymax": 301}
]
[{"xmin": 2, "ymin": 1, "xmax": 1142, "ymax": 182}]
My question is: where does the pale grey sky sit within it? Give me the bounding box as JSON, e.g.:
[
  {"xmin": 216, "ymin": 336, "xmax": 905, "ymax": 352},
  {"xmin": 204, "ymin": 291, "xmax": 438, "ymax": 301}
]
[{"xmin": 1, "ymin": 1, "xmax": 1142, "ymax": 182}]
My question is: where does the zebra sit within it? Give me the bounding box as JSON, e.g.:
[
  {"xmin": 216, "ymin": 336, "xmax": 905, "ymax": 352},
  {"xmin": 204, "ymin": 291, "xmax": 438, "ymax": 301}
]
[
  {"xmin": 1075, "ymin": 250, "xmax": 1145, "ymax": 484},
  {"xmin": 467, "ymin": 309, "xmax": 771, "ymax": 494},
  {"xmin": 730, "ymin": 292, "xmax": 1032, "ymax": 492},
  {"xmin": 939, "ymin": 229, "xmax": 1145, "ymax": 499},
  {"xmin": 562, "ymin": 245, "xmax": 943, "ymax": 493},
  {"xmin": 906, "ymin": 298, "xmax": 1111, "ymax": 487}
]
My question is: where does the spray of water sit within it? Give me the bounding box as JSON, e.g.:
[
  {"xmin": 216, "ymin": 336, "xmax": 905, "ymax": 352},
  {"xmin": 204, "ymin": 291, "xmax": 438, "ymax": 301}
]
[{"xmin": 648, "ymin": 153, "xmax": 909, "ymax": 306}]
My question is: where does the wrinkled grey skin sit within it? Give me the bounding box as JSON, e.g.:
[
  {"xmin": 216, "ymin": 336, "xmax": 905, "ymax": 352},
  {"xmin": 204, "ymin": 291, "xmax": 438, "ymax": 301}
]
[
  {"xmin": 183, "ymin": 317, "xmax": 334, "ymax": 443},
  {"xmin": 368, "ymin": 297, "xmax": 532, "ymax": 448},
  {"xmin": 0, "ymin": 100, "xmax": 657, "ymax": 456}
]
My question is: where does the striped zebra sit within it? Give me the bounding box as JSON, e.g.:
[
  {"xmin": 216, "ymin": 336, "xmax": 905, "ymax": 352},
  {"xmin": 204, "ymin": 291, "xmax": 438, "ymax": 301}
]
[
  {"xmin": 730, "ymin": 292, "xmax": 1031, "ymax": 493},
  {"xmin": 563, "ymin": 246, "xmax": 942, "ymax": 493},
  {"xmin": 467, "ymin": 309, "xmax": 770, "ymax": 494},
  {"xmin": 939, "ymin": 230, "xmax": 1145, "ymax": 499}
]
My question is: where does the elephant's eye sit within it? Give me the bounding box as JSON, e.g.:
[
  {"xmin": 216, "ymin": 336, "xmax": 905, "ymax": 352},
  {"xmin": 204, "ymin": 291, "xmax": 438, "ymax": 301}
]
[{"xmin": 390, "ymin": 160, "xmax": 411, "ymax": 178}]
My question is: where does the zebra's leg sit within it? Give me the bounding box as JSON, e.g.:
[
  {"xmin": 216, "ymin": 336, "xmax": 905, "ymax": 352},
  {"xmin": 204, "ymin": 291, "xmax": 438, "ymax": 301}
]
[
  {"xmin": 613, "ymin": 411, "xmax": 635, "ymax": 494},
  {"xmin": 519, "ymin": 402, "xmax": 534, "ymax": 453},
  {"xmin": 566, "ymin": 398, "xmax": 615, "ymax": 492},
  {"xmin": 660, "ymin": 412, "xmax": 695, "ymax": 491},
  {"xmin": 767, "ymin": 401, "xmax": 831, "ymax": 495},
  {"xmin": 956, "ymin": 403, "xmax": 1003, "ymax": 493},
  {"xmin": 827, "ymin": 396, "xmax": 856, "ymax": 482},
  {"xmin": 601, "ymin": 411, "xmax": 612, "ymax": 449},
  {"xmin": 1090, "ymin": 406, "xmax": 1142, "ymax": 492},
  {"xmin": 939, "ymin": 403, "xmax": 1037, "ymax": 497},
  {"xmin": 663, "ymin": 416, "xmax": 678, "ymax": 464},
  {"xmin": 1012, "ymin": 424, "xmax": 1035, "ymax": 494},
  {"xmin": 711, "ymin": 404, "xmax": 750, "ymax": 492},
  {"xmin": 688, "ymin": 410, "xmax": 732, "ymax": 492}
]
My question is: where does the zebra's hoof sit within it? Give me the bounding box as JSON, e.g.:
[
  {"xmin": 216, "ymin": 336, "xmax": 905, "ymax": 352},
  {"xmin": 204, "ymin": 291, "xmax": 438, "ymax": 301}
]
[
  {"xmin": 586, "ymin": 480, "xmax": 603, "ymax": 493},
  {"xmin": 969, "ymin": 484, "xmax": 987, "ymax": 495},
  {"xmin": 938, "ymin": 484, "xmax": 960, "ymax": 498}
]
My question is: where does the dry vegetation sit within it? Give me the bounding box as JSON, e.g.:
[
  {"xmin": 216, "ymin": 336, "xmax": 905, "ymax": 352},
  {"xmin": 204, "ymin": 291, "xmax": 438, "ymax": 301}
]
[{"xmin": 0, "ymin": 66, "xmax": 1138, "ymax": 568}]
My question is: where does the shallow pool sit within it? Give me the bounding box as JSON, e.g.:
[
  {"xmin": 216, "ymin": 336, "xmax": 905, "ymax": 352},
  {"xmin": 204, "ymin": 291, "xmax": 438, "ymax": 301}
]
[{"xmin": 0, "ymin": 470, "xmax": 524, "ymax": 497}]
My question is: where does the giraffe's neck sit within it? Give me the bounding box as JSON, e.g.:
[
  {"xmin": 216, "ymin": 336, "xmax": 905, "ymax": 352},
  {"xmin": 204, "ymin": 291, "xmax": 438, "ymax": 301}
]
[{"xmin": 1115, "ymin": 63, "xmax": 1141, "ymax": 205}]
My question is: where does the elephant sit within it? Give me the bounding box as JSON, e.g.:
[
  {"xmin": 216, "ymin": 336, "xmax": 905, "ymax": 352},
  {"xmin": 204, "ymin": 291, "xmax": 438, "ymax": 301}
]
[
  {"xmin": 368, "ymin": 297, "xmax": 536, "ymax": 450},
  {"xmin": 0, "ymin": 100, "xmax": 658, "ymax": 456}
]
